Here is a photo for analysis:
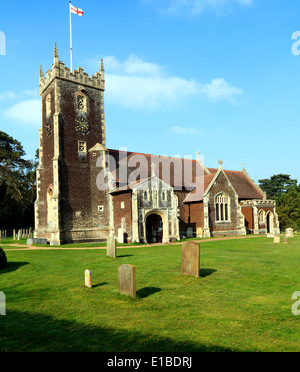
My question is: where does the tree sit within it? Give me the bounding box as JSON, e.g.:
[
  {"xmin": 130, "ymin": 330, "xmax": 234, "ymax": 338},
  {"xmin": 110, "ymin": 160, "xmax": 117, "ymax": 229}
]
[
  {"xmin": 258, "ymin": 174, "xmax": 297, "ymax": 199},
  {"xmin": 0, "ymin": 131, "xmax": 38, "ymax": 229},
  {"xmin": 276, "ymin": 186, "xmax": 300, "ymax": 231}
]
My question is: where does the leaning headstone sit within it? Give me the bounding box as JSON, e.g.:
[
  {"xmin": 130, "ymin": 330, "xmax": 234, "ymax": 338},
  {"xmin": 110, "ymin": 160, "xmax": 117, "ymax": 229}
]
[
  {"xmin": 283, "ymin": 237, "xmax": 289, "ymax": 244},
  {"xmin": 286, "ymin": 228, "xmax": 294, "ymax": 238},
  {"xmin": 274, "ymin": 236, "xmax": 280, "ymax": 244},
  {"xmin": 118, "ymin": 228, "xmax": 124, "ymax": 244},
  {"xmin": 181, "ymin": 242, "xmax": 200, "ymax": 278},
  {"xmin": 17, "ymin": 230, "xmax": 20, "ymax": 240},
  {"xmin": 85, "ymin": 270, "xmax": 92, "ymax": 288},
  {"xmin": 107, "ymin": 237, "xmax": 117, "ymax": 258},
  {"xmin": 118, "ymin": 264, "xmax": 136, "ymax": 298}
]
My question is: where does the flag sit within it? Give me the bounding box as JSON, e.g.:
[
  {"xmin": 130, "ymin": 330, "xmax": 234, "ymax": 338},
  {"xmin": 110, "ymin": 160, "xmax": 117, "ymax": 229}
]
[{"xmin": 70, "ymin": 3, "xmax": 84, "ymax": 16}]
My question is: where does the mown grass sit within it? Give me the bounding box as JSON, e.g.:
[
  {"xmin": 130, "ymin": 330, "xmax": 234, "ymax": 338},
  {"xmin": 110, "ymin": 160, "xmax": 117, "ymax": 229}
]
[{"xmin": 0, "ymin": 236, "xmax": 300, "ymax": 352}]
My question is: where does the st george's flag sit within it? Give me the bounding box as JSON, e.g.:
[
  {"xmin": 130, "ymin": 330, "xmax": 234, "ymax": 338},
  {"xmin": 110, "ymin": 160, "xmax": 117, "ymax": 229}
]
[{"xmin": 70, "ymin": 3, "xmax": 84, "ymax": 16}]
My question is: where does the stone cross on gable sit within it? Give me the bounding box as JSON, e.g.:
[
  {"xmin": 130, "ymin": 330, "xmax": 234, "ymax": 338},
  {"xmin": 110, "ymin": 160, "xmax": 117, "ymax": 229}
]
[
  {"xmin": 218, "ymin": 159, "xmax": 223, "ymax": 168},
  {"xmin": 151, "ymin": 162, "xmax": 156, "ymax": 177}
]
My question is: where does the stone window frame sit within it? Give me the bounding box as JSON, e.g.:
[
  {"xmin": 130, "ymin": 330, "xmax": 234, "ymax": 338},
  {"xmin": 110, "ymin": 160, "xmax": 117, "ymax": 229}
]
[
  {"xmin": 121, "ymin": 201, "xmax": 125, "ymax": 209},
  {"xmin": 46, "ymin": 94, "xmax": 51, "ymax": 118},
  {"xmin": 78, "ymin": 140, "xmax": 87, "ymax": 153},
  {"xmin": 215, "ymin": 193, "xmax": 230, "ymax": 222},
  {"xmin": 75, "ymin": 90, "xmax": 87, "ymax": 113},
  {"xmin": 161, "ymin": 190, "xmax": 167, "ymax": 201},
  {"xmin": 143, "ymin": 190, "xmax": 149, "ymax": 201},
  {"xmin": 258, "ymin": 209, "xmax": 266, "ymax": 224}
]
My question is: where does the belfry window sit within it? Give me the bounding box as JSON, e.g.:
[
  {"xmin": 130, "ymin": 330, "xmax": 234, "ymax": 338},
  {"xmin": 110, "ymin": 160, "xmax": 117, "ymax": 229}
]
[
  {"xmin": 77, "ymin": 95, "xmax": 86, "ymax": 112},
  {"xmin": 215, "ymin": 194, "xmax": 230, "ymax": 222}
]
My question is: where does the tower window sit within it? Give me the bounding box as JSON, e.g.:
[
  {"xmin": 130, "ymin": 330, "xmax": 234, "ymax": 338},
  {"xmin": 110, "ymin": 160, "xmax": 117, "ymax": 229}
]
[
  {"xmin": 46, "ymin": 94, "xmax": 51, "ymax": 117},
  {"xmin": 78, "ymin": 141, "xmax": 87, "ymax": 153},
  {"xmin": 77, "ymin": 95, "xmax": 87, "ymax": 112}
]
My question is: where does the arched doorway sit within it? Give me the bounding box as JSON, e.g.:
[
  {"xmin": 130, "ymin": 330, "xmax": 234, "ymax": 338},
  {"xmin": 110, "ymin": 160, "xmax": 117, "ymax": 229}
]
[
  {"xmin": 146, "ymin": 214, "xmax": 163, "ymax": 243},
  {"xmin": 266, "ymin": 212, "xmax": 274, "ymax": 234}
]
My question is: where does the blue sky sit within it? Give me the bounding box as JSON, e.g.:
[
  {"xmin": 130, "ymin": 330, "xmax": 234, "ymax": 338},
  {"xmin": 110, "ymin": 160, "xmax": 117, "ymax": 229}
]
[{"xmin": 1, "ymin": 0, "xmax": 300, "ymax": 183}]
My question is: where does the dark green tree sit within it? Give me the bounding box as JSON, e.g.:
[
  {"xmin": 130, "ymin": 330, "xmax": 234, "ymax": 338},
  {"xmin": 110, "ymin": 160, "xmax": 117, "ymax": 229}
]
[
  {"xmin": 276, "ymin": 186, "xmax": 300, "ymax": 231},
  {"xmin": 258, "ymin": 174, "xmax": 297, "ymax": 199},
  {"xmin": 0, "ymin": 131, "xmax": 38, "ymax": 229}
]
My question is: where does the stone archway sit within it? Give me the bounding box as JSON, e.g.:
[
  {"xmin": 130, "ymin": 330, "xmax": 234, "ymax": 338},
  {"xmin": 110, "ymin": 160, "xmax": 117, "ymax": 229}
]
[{"xmin": 145, "ymin": 210, "xmax": 169, "ymax": 244}]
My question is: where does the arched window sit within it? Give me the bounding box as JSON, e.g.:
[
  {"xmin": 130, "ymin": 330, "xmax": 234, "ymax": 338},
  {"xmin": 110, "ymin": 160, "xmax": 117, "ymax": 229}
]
[
  {"xmin": 46, "ymin": 94, "xmax": 51, "ymax": 117},
  {"xmin": 215, "ymin": 193, "xmax": 230, "ymax": 222},
  {"xmin": 258, "ymin": 210, "xmax": 266, "ymax": 224},
  {"xmin": 144, "ymin": 190, "xmax": 149, "ymax": 201},
  {"xmin": 161, "ymin": 190, "xmax": 167, "ymax": 201}
]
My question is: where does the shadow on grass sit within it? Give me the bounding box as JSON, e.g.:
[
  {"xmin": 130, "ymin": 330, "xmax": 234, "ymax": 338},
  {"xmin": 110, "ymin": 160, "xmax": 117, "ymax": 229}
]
[
  {"xmin": 200, "ymin": 268, "xmax": 217, "ymax": 278},
  {"xmin": 0, "ymin": 310, "xmax": 239, "ymax": 352},
  {"xmin": 136, "ymin": 287, "xmax": 161, "ymax": 299},
  {"xmin": 117, "ymin": 255, "xmax": 134, "ymax": 258},
  {"xmin": 0, "ymin": 262, "xmax": 29, "ymax": 274},
  {"xmin": 92, "ymin": 282, "xmax": 108, "ymax": 289}
]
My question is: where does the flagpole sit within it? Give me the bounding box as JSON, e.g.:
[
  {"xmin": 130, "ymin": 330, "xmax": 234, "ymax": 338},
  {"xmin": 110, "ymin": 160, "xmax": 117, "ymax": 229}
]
[{"xmin": 69, "ymin": 1, "xmax": 73, "ymax": 72}]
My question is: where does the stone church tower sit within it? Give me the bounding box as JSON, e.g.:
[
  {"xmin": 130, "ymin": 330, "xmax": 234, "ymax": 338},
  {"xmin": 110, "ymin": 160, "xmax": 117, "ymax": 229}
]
[{"xmin": 34, "ymin": 44, "xmax": 113, "ymax": 245}]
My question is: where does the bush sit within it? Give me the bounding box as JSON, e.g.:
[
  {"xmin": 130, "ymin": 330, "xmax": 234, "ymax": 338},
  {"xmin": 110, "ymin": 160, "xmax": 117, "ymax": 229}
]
[{"xmin": 0, "ymin": 247, "xmax": 7, "ymax": 269}]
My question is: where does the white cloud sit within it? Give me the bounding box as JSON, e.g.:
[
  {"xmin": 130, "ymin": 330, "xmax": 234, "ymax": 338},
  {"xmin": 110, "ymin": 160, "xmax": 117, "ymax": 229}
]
[
  {"xmin": 0, "ymin": 91, "xmax": 16, "ymax": 100},
  {"xmin": 170, "ymin": 126, "xmax": 203, "ymax": 135},
  {"xmin": 200, "ymin": 78, "xmax": 243, "ymax": 103},
  {"xmin": 87, "ymin": 55, "xmax": 243, "ymax": 110},
  {"xmin": 144, "ymin": 0, "xmax": 253, "ymax": 15},
  {"xmin": 3, "ymin": 99, "xmax": 40, "ymax": 126}
]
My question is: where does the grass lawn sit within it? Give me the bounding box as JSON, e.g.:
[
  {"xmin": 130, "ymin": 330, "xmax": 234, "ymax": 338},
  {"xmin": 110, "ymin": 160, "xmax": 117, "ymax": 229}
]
[{"xmin": 0, "ymin": 236, "xmax": 300, "ymax": 352}]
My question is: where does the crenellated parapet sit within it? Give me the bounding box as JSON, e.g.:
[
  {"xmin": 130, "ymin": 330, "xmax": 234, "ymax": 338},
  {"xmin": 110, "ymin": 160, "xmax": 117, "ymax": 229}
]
[{"xmin": 39, "ymin": 43, "xmax": 105, "ymax": 95}]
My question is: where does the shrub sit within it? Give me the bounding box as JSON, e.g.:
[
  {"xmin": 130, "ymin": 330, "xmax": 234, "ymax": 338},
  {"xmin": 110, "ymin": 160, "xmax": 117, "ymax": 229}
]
[{"xmin": 0, "ymin": 248, "xmax": 7, "ymax": 269}]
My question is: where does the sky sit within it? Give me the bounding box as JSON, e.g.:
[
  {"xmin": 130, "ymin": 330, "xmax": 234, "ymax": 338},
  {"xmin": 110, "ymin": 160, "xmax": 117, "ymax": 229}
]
[{"xmin": 1, "ymin": 0, "xmax": 300, "ymax": 184}]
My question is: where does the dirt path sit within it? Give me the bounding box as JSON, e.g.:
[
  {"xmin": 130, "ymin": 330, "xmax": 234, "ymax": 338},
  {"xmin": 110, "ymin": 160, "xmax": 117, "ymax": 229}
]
[{"xmin": 3, "ymin": 235, "xmax": 266, "ymax": 252}]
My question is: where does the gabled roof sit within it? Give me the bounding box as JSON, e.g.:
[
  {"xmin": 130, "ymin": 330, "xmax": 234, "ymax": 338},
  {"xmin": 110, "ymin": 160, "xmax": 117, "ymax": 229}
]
[
  {"xmin": 184, "ymin": 169, "xmax": 264, "ymax": 203},
  {"xmin": 107, "ymin": 149, "xmax": 264, "ymax": 201},
  {"xmin": 108, "ymin": 149, "xmax": 206, "ymax": 190}
]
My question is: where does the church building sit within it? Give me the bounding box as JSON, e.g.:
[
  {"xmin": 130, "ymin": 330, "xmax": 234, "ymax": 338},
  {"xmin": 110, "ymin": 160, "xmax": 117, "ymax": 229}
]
[{"xmin": 34, "ymin": 45, "xmax": 280, "ymax": 245}]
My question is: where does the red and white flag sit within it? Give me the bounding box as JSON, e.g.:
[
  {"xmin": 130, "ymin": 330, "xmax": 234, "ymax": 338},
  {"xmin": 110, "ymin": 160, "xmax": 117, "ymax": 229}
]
[{"xmin": 70, "ymin": 3, "xmax": 84, "ymax": 16}]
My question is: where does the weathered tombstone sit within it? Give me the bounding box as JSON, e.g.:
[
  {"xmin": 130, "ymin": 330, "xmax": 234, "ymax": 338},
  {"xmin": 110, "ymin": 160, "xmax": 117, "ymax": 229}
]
[
  {"xmin": 13, "ymin": 229, "xmax": 16, "ymax": 240},
  {"xmin": 27, "ymin": 238, "xmax": 33, "ymax": 246},
  {"xmin": 196, "ymin": 227, "xmax": 203, "ymax": 238},
  {"xmin": 283, "ymin": 237, "xmax": 289, "ymax": 244},
  {"xmin": 118, "ymin": 228, "xmax": 124, "ymax": 244},
  {"xmin": 274, "ymin": 236, "xmax": 280, "ymax": 244},
  {"xmin": 17, "ymin": 230, "xmax": 20, "ymax": 240},
  {"xmin": 118, "ymin": 264, "xmax": 136, "ymax": 298},
  {"xmin": 107, "ymin": 237, "xmax": 117, "ymax": 258},
  {"xmin": 267, "ymin": 233, "xmax": 274, "ymax": 238},
  {"xmin": 85, "ymin": 270, "xmax": 92, "ymax": 288},
  {"xmin": 181, "ymin": 242, "xmax": 200, "ymax": 278},
  {"xmin": 186, "ymin": 227, "xmax": 193, "ymax": 239},
  {"xmin": 286, "ymin": 228, "xmax": 294, "ymax": 238}
]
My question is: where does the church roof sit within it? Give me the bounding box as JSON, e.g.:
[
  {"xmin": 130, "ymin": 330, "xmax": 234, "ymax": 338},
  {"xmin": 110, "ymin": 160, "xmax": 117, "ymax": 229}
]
[
  {"xmin": 107, "ymin": 149, "xmax": 264, "ymax": 201},
  {"xmin": 108, "ymin": 149, "xmax": 205, "ymax": 190}
]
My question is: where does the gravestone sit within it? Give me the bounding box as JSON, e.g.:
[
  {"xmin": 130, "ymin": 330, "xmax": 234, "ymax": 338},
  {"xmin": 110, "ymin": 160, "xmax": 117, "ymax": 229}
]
[
  {"xmin": 181, "ymin": 242, "xmax": 200, "ymax": 278},
  {"xmin": 118, "ymin": 264, "xmax": 136, "ymax": 298},
  {"xmin": 267, "ymin": 233, "xmax": 274, "ymax": 238},
  {"xmin": 186, "ymin": 227, "xmax": 193, "ymax": 239},
  {"xmin": 27, "ymin": 238, "xmax": 33, "ymax": 246},
  {"xmin": 283, "ymin": 237, "xmax": 289, "ymax": 244},
  {"xmin": 13, "ymin": 229, "xmax": 16, "ymax": 240},
  {"xmin": 118, "ymin": 228, "xmax": 124, "ymax": 244},
  {"xmin": 85, "ymin": 270, "xmax": 92, "ymax": 288},
  {"xmin": 286, "ymin": 228, "xmax": 294, "ymax": 238},
  {"xmin": 107, "ymin": 237, "xmax": 117, "ymax": 258},
  {"xmin": 274, "ymin": 236, "xmax": 280, "ymax": 244},
  {"xmin": 33, "ymin": 238, "xmax": 48, "ymax": 245}
]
